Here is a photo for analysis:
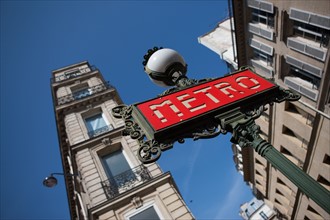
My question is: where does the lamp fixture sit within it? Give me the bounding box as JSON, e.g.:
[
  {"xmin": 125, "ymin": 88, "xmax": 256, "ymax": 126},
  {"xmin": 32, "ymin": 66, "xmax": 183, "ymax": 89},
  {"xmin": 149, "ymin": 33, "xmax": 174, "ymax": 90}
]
[{"xmin": 43, "ymin": 173, "xmax": 79, "ymax": 188}]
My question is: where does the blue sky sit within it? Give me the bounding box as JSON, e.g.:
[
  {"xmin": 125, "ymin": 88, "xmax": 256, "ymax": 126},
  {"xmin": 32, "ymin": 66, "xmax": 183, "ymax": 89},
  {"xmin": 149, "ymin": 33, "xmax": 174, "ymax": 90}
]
[{"xmin": 0, "ymin": 1, "xmax": 253, "ymax": 219}]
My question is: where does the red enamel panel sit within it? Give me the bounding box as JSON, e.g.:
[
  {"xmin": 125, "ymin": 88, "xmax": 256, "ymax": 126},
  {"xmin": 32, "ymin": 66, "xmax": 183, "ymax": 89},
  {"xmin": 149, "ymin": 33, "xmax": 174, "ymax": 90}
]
[{"xmin": 137, "ymin": 69, "xmax": 276, "ymax": 131}]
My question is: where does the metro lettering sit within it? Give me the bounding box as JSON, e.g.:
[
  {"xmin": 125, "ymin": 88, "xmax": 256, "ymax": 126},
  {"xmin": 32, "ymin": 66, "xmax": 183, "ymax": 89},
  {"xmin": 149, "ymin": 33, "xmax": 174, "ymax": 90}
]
[
  {"xmin": 177, "ymin": 94, "xmax": 206, "ymax": 112},
  {"xmin": 214, "ymin": 82, "xmax": 244, "ymax": 98},
  {"xmin": 236, "ymin": 76, "xmax": 260, "ymax": 89},
  {"xmin": 136, "ymin": 70, "xmax": 277, "ymax": 130}
]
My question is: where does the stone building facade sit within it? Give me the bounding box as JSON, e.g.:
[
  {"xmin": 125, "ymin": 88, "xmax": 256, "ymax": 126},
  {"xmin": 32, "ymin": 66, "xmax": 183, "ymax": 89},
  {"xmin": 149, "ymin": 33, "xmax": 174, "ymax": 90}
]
[
  {"xmin": 51, "ymin": 61, "xmax": 194, "ymax": 219},
  {"xmin": 199, "ymin": 0, "xmax": 330, "ymax": 219}
]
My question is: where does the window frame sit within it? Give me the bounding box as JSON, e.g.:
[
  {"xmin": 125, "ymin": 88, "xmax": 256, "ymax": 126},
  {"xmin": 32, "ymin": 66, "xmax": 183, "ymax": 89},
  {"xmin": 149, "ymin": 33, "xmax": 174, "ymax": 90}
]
[
  {"xmin": 124, "ymin": 201, "xmax": 163, "ymax": 220},
  {"xmin": 251, "ymin": 9, "xmax": 275, "ymax": 28},
  {"xmin": 82, "ymin": 109, "xmax": 113, "ymax": 138},
  {"xmin": 101, "ymin": 148, "xmax": 135, "ymax": 179},
  {"xmin": 293, "ymin": 20, "xmax": 330, "ymax": 47},
  {"xmin": 92, "ymin": 139, "xmax": 139, "ymax": 183}
]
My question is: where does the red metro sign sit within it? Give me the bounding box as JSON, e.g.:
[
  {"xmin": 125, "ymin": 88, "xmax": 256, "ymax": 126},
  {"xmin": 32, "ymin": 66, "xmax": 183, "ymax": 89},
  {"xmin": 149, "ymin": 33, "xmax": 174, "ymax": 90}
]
[{"xmin": 133, "ymin": 69, "xmax": 278, "ymax": 140}]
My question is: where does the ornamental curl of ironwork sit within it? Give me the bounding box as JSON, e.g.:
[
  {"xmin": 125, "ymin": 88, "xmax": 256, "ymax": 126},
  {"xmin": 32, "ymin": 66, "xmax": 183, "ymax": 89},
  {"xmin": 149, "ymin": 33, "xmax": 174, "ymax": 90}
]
[
  {"xmin": 244, "ymin": 105, "xmax": 268, "ymax": 120},
  {"xmin": 112, "ymin": 103, "xmax": 230, "ymax": 164},
  {"xmin": 112, "ymin": 104, "xmax": 133, "ymax": 120},
  {"xmin": 274, "ymin": 88, "xmax": 301, "ymax": 103},
  {"xmin": 112, "ymin": 104, "xmax": 165, "ymax": 163}
]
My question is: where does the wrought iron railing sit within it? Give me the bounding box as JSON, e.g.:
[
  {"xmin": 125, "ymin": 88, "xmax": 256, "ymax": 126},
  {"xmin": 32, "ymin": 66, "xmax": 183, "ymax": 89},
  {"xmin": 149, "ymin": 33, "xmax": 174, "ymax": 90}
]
[
  {"xmin": 57, "ymin": 82, "xmax": 112, "ymax": 105},
  {"xmin": 52, "ymin": 66, "xmax": 97, "ymax": 83},
  {"xmin": 88, "ymin": 124, "xmax": 114, "ymax": 138},
  {"xmin": 101, "ymin": 165, "xmax": 152, "ymax": 199}
]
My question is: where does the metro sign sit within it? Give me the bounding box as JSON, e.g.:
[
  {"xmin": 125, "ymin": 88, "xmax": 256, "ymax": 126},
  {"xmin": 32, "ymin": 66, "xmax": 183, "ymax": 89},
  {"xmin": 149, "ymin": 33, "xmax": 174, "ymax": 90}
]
[{"xmin": 132, "ymin": 69, "xmax": 278, "ymax": 141}]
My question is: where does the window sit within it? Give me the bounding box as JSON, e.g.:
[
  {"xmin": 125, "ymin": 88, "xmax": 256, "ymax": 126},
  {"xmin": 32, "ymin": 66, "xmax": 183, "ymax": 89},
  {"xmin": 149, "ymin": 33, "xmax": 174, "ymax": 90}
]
[
  {"xmin": 72, "ymin": 84, "xmax": 92, "ymax": 100},
  {"xmin": 293, "ymin": 20, "xmax": 330, "ymax": 47},
  {"xmin": 252, "ymin": 9, "xmax": 274, "ymax": 27},
  {"xmin": 85, "ymin": 113, "xmax": 113, "ymax": 137},
  {"xmin": 102, "ymin": 150, "xmax": 135, "ymax": 189},
  {"xmin": 129, "ymin": 206, "xmax": 160, "ymax": 220},
  {"xmin": 250, "ymin": 38, "xmax": 274, "ymax": 56},
  {"xmin": 289, "ymin": 67, "xmax": 320, "ymax": 90},
  {"xmin": 253, "ymin": 49, "xmax": 273, "ymax": 66}
]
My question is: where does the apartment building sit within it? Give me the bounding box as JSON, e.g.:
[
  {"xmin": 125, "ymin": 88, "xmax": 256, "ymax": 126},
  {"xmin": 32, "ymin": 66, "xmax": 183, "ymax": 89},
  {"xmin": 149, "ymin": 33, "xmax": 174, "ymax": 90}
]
[
  {"xmin": 50, "ymin": 61, "xmax": 194, "ymax": 219},
  {"xmin": 199, "ymin": 0, "xmax": 330, "ymax": 219},
  {"xmin": 240, "ymin": 197, "xmax": 275, "ymax": 220}
]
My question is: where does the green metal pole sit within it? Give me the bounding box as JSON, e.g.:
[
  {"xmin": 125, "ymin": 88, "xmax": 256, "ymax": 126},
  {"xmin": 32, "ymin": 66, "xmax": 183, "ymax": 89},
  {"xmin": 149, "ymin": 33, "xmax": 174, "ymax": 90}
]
[
  {"xmin": 251, "ymin": 138, "xmax": 330, "ymax": 213},
  {"xmin": 230, "ymin": 117, "xmax": 330, "ymax": 214}
]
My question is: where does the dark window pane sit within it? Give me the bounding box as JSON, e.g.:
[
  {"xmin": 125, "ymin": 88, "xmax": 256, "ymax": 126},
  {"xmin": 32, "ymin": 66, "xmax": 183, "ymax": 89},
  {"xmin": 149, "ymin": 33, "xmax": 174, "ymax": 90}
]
[
  {"xmin": 102, "ymin": 150, "xmax": 131, "ymax": 178},
  {"xmin": 85, "ymin": 114, "xmax": 107, "ymax": 132},
  {"xmin": 130, "ymin": 207, "xmax": 160, "ymax": 220}
]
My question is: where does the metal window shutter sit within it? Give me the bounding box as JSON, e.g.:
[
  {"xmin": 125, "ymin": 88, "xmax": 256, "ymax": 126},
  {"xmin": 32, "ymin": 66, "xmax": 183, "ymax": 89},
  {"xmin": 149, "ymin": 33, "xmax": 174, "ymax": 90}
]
[
  {"xmin": 286, "ymin": 55, "xmax": 322, "ymax": 78},
  {"xmin": 249, "ymin": 23, "xmax": 274, "ymax": 40},
  {"xmin": 247, "ymin": 0, "xmax": 273, "ymax": 13},
  {"xmin": 259, "ymin": 1, "xmax": 273, "ymax": 13},
  {"xmin": 249, "ymin": 23, "xmax": 260, "ymax": 35},
  {"xmin": 251, "ymin": 59, "xmax": 273, "ymax": 78},
  {"xmin": 250, "ymin": 39, "xmax": 273, "ymax": 55},
  {"xmin": 247, "ymin": 0, "xmax": 259, "ymax": 9},
  {"xmin": 305, "ymin": 45, "xmax": 326, "ymax": 61},
  {"xmin": 260, "ymin": 43, "xmax": 273, "ymax": 55},
  {"xmin": 309, "ymin": 14, "xmax": 330, "ymax": 30},
  {"xmin": 285, "ymin": 77, "xmax": 318, "ymax": 101},
  {"xmin": 260, "ymin": 28, "xmax": 273, "ymax": 40},
  {"xmin": 287, "ymin": 38, "xmax": 306, "ymax": 53},
  {"xmin": 303, "ymin": 63, "xmax": 322, "ymax": 78},
  {"xmin": 286, "ymin": 55, "xmax": 303, "ymax": 69},
  {"xmin": 250, "ymin": 39, "xmax": 261, "ymax": 50},
  {"xmin": 300, "ymin": 86, "xmax": 318, "ymax": 101},
  {"xmin": 290, "ymin": 8, "xmax": 310, "ymax": 23},
  {"xmin": 284, "ymin": 77, "xmax": 300, "ymax": 91},
  {"xmin": 290, "ymin": 8, "xmax": 330, "ymax": 30}
]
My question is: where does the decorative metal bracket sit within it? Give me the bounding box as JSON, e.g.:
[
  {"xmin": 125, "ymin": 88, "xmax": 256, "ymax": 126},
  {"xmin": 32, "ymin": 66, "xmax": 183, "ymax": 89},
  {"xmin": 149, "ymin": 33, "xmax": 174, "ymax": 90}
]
[
  {"xmin": 274, "ymin": 87, "xmax": 301, "ymax": 103},
  {"xmin": 112, "ymin": 104, "xmax": 227, "ymax": 164}
]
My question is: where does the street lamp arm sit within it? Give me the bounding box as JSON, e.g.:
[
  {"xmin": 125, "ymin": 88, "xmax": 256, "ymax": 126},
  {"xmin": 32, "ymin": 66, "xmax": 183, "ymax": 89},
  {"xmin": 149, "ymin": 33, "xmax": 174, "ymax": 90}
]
[
  {"xmin": 49, "ymin": 172, "xmax": 79, "ymax": 177},
  {"xmin": 43, "ymin": 172, "xmax": 79, "ymax": 188}
]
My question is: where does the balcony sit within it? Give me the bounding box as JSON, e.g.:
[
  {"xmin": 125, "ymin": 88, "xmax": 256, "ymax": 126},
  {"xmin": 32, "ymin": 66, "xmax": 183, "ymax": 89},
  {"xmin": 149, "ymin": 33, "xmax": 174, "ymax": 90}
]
[
  {"xmin": 285, "ymin": 55, "xmax": 323, "ymax": 78},
  {"xmin": 101, "ymin": 165, "xmax": 152, "ymax": 199},
  {"xmin": 284, "ymin": 76, "xmax": 318, "ymax": 101},
  {"xmin": 250, "ymin": 59, "xmax": 273, "ymax": 78},
  {"xmin": 249, "ymin": 22, "xmax": 274, "ymax": 40},
  {"xmin": 247, "ymin": 0, "xmax": 274, "ymax": 14},
  {"xmin": 57, "ymin": 82, "xmax": 112, "ymax": 105},
  {"xmin": 287, "ymin": 36, "xmax": 327, "ymax": 61}
]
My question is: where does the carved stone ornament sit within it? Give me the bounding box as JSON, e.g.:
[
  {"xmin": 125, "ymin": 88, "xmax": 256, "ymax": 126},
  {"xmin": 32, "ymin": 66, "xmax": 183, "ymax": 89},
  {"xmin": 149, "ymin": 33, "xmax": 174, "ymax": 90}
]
[
  {"xmin": 131, "ymin": 196, "xmax": 143, "ymax": 209},
  {"xmin": 101, "ymin": 137, "xmax": 111, "ymax": 146}
]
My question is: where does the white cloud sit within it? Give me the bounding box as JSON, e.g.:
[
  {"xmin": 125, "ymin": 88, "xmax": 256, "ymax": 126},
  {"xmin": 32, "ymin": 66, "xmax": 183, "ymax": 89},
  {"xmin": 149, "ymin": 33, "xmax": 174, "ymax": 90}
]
[
  {"xmin": 181, "ymin": 141, "xmax": 202, "ymax": 197},
  {"xmin": 215, "ymin": 173, "xmax": 246, "ymax": 219}
]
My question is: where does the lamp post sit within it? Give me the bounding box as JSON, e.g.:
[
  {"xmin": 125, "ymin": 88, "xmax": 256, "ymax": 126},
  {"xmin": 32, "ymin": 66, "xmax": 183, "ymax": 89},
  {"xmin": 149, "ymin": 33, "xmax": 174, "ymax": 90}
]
[
  {"xmin": 112, "ymin": 47, "xmax": 330, "ymax": 214},
  {"xmin": 43, "ymin": 173, "xmax": 79, "ymax": 188}
]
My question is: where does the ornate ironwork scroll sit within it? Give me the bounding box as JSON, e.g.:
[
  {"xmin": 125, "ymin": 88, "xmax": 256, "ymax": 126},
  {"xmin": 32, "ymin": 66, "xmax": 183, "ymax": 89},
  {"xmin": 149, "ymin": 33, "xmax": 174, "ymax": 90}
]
[
  {"xmin": 274, "ymin": 87, "xmax": 301, "ymax": 103},
  {"xmin": 112, "ymin": 103, "xmax": 228, "ymax": 164}
]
